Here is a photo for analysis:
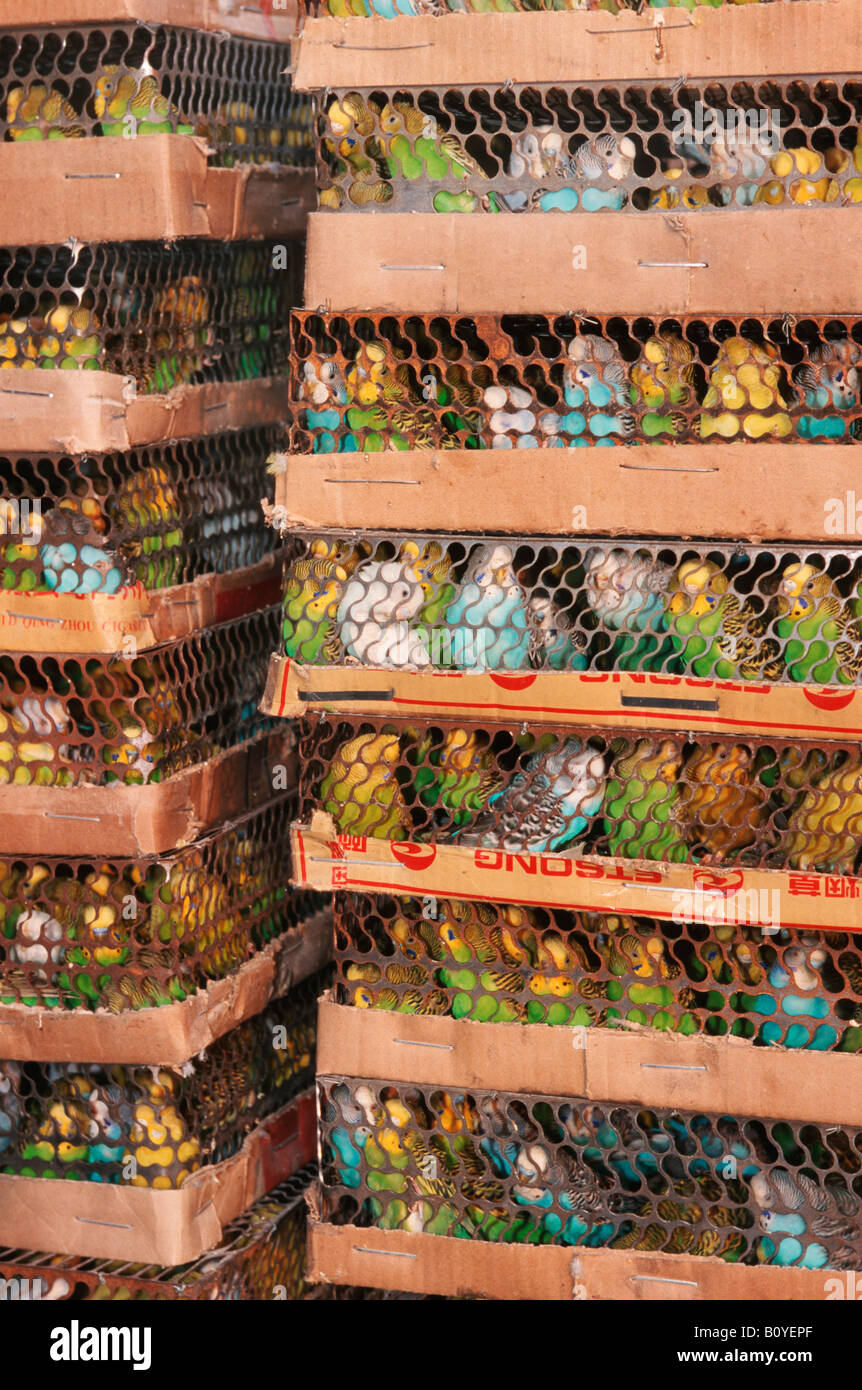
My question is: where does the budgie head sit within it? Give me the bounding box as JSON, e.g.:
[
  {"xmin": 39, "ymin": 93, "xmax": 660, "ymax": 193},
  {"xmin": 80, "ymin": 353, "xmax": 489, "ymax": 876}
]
[
  {"xmin": 585, "ymin": 546, "xmax": 669, "ymax": 628},
  {"xmin": 464, "ymin": 542, "xmax": 519, "ymax": 593},
  {"xmin": 566, "ymin": 333, "xmax": 628, "ymax": 406},
  {"xmin": 667, "ymin": 557, "xmax": 728, "ymax": 619},
  {"xmin": 287, "ymin": 555, "xmax": 349, "ymax": 620},
  {"xmin": 328, "ymin": 93, "xmax": 376, "ymax": 139},
  {"xmin": 300, "ymin": 359, "xmax": 348, "ymax": 407},
  {"xmin": 398, "ymin": 539, "xmax": 453, "ymax": 601},
  {"xmin": 630, "ymin": 332, "xmax": 694, "ymax": 409},
  {"xmin": 776, "ymin": 561, "xmax": 834, "ymax": 620},
  {"xmin": 92, "ymin": 67, "xmax": 138, "ymax": 118},
  {"xmin": 793, "ymin": 339, "xmax": 860, "ymax": 410}
]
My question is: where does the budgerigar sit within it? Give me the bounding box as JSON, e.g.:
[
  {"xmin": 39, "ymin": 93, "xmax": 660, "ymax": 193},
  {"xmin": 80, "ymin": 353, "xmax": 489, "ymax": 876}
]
[
  {"xmin": 784, "ymin": 752, "xmax": 862, "ymax": 874},
  {"xmin": 6, "ymin": 84, "xmax": 84, "ymax": 140},
  {"xmin": 526, "ymin": 589, "xmax": 587, "ymax": 670},
  {"xmin": 678, "ymin": 741, "xmax": 771, "ymax": 860},
  {"xmin": 699, "ymin": 336, "xmax": 792, "ymax": 441},
  {"xmin": 665, "ymin": 557, "xmax": 783, "ymax": 682},
  {"xmin": 540, "ymin": 334, "xmax": 635, "ymax": 446},
  {"xmin": 320, "ymin": 731, "xmax": 412, "ymax": 840},
  {"xmin": 776, "ymin": 561, "xmax": 862, "ymax": 685},
  {"xmin": 604, "ymin": 738, "xmax": 690, "ymax": 863},
  {"xmin": 412, "ymin": 726, "xmax": 502, "ymax": 828},
  {"xmin": 337, "ymin": 558, "xmax": 431, "ymax": 668},
  {"xmin": 282, "ymin": 542, "xmax": 356, "ymax": 664},
  {"xmin": 93, "ymin": 67, "xmax": 194, "ymax": 138},
  {"xmin": 475, "ymin": 736, "xmax": 607, "ymax": 852},
  {"xmin": 444, "ymin": 543, "xmax": 531, "ymax": 670},
  {"xmin": 793, "ymin": 339, "xmax": 861, "ymax": 442},
  {"xmin": 629, "ymin": 332, "xmax": 696, "ymax": 439},
  {"xmin": 585, "ymin": 546, "xmax": 674, "ymax": 672}
]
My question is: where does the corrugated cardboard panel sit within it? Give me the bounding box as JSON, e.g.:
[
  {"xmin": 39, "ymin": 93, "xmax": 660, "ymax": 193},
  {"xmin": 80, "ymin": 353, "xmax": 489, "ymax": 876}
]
[
  {"xmin": 275, "ymin": 445, "xmax": 862, "ymax": 542},
  {"xmin": 305, "ymin": 210, "xmax": 861, "ymax": 316},
  {"xmin": 0, "ymin": 737, "xmax": 295, "ymax": 857},
  {"xmin": 317, "ymin": 1000, "xmax": 862, "ymax": 1127},
  {"xmin": 292, "ymin": 813, "xmax": 861, "ymax": 933},
  {"xmin": 263, "ymin": 654, "xmax": 862, "ymax": 744},
  {"xmin": 317, "ymin": 997, "xmax": 588, "ymax": 1097},
  {"xmin": 0, "ymin": 0, "xmax": 297, "ymax": 41},
  {"xmin": 0, "ymin": 910, "xmax": 332, "ymax": 1066},
  {"xmin": 0, "ymin": 139, "xmax": 313, "ymax": 245},
  {"xmin": 0, "ymin": 372, "xmax": 288, "ymax": 454},
  {"xmin": 308, "ymin": 1221, "xmax": 832, "ymax": 1300},
  {"xmin": 294, "ymin": 4, "xmax": 862, "ymax": 90}
]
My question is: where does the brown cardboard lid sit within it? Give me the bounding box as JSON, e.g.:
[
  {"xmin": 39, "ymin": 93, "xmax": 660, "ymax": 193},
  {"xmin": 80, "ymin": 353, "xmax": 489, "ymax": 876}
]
[
  {"xmin": 0, "ymin": 372, "xmax": 288, "ymax": 454},
  {"xmin": 0, "ymin": 554, "xmax": 281, "ymax": 655},
  {"xmin": 275, "ymin": 445, "xmax": 862, "ymax": 543},
  {"xmin": 306, "ymin": 209, "xmax": 862, "ymax": 317},
  {"xmin": 294, "ymin": 4, "xmax": 862, "ymax": 90},
  {"xmin": 0, "ymin": 138, "xmax": 313, "ymax": 247},
  {"xmin": 0, "ymin": 734, "xmax": 296, "ymax": 857},
  {"xmin": 317, "ymin": 998, "xmax": 862, "ymax": 1128},
  {"xmin": 292, "ymin": 813, "xmax": 862, "ymax": 935},
  {"xmin": 263, "ymin": 652, "xmax": 862, "ymax": 745},
  {"xmin": 0, "ymin": 1092, "xmax": 316, "ymax": 1265},
  {"xmin": 308, "ymin": 1219, "xmax": 833, "ymax": 1300}
]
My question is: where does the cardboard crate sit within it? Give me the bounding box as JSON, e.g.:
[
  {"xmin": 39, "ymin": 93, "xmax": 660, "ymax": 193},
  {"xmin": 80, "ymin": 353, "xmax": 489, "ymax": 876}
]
[
  {"xmin": 263, "ymin": 530, "xmax": 862, "ymax": 740},
  {"xmin": 294, "ymin": 4, "xmax": 858, "ymax": 88},
  {"xmin": 313, "ymin": 1059, "xmax": 862, "ymax": 1295},
  {"xmin": 0, "ymin": 425, "xmax": 283, "ymax": 651},
  {"xmin": 0, "ymin": 793, "xmax": 318, "ymax": 1015},
  {"xmin": 0, "ymin": 904, "xmax": 331, "ymax": 1066},
  {"xmin": 0, "ymin": 604, "xmax": 282, "ymax": 806},
  {"xmin": 0, "ymin": 0, "xmax": 299, "ymax": 43},
  {"xmin": 0, "ymin": 1090, "xmax": 318, "ymax": 1265},
  {"xmin": 330, "ymin": 891, "xmax": 862, "ymax": 1064},
  {"xmin": 308, "ymin": 1222, "xmax": 834, "ymax": 1301}
]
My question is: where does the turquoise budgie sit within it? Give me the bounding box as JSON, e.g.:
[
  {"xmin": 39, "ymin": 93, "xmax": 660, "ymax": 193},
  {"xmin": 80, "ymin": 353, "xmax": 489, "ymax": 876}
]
[
  {"xmin": 475, "ymin": 736, "xmax": 607, "ymax": 852},
  {"xmin": 445, "ymin": 543, "xmax": 531, "ymax": 670}
]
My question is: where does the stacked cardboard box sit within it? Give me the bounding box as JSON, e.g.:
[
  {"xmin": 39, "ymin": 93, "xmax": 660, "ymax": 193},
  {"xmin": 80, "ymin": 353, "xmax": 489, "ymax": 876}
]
[
  {"xmin": 0, "ymin": 0, "xmax": 341, "ymax": 1298},
  {"xmin": 274, "ymin": 0, "xmax": 862, "ymax": 1299}
]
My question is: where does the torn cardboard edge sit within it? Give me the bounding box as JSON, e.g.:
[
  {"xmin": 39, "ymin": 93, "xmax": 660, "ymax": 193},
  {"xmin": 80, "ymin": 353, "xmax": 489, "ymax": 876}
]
[
  {"xmin": 0, "ymin": 1090, "xmax": 316, "ymax": 1266},
  {"xmin": 0, "ymin": 909, "xmax": 332, "ymax": 1066},
  {"xmin": 0, "ymin": 0, "xmax": 298, "ymax": 42},
  {"xmin": 263, "ymin": 653, "xmax": 862, "ymax": 744},
  {"xmin": 0, "ymin": 734, "xmax": 296, "ymax": 857},
  {"xmin": 0, "ymin": 139, "xmax": 313, "ymax": 247},
  {"xmin": 317, "ymin": 998, "xmax": 862, "ymax": 1129},
  {"xmin": 305, "ymin": 209, "xmax": 862, "ymax": 316},
  {"xmin": 294, "ymin": 3, "xmax": 862, "ymax": 90},
  {"xmin": 275, "ymin": 444, "xmax": 862, "ymax": 542},
  {"xmin": 0, "ymin": 554, "xmax": 281, "ymax": 655},
  {"xmin": 0, "ymin": 371, "xmax": 289, "ymax": 455},
  {"xmin": 292, "ymin": 813, "xmax": 862, "ymax": 933},
  {"xmin": 307, "ymin": 1220, "xmax": 835, "ymax": 1301}
]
